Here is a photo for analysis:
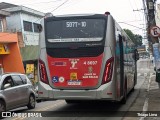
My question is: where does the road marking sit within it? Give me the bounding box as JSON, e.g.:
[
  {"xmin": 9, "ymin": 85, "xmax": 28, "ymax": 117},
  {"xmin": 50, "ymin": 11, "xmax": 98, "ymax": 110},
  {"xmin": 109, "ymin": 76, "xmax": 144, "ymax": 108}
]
[
  {"xmin": 139, "ymin": 98, "xmax": 149, "ymax": 120},
  {"xmin": 12, "ymin": 100, "xmax": 65, "ymax": 120},
  {"xmin": 139, "ymin": 74, "xmax": 151, "ymax": 120},
  {"xmin": 147, "ymin": 75, "xmax": 151, "ymax": 92},
  {"xmin": 36, "ymin": 100, "xmax": 65, "ymax": 111}
]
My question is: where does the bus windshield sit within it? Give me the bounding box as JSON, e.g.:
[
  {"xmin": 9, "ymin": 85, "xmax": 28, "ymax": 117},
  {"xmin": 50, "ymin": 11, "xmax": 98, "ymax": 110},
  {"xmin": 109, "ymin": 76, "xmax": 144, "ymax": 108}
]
[{"xmin": 46, "ymin": 19, "xmax": 106, "ymax": 43}]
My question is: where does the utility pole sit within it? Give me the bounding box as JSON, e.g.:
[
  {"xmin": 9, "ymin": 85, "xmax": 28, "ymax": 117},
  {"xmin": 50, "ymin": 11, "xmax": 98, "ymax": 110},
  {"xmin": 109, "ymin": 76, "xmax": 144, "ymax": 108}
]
[
  {"xmin": 146, "ymin": 0, "xmax": 160, "ymax": 80},
  {"xmin": 146, "ymin": 0, "xmax": 158, "ymax": 44},
  {"xmin": 145, "ymin": 0, "xmax": 159, "ymax": 61}
]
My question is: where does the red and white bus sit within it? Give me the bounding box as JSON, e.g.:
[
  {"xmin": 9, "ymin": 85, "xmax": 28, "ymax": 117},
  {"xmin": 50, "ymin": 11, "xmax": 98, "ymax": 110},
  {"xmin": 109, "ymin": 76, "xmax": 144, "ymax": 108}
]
[{"xmin": 37, "ymin": 12, "xmax": 138, "ymax": 104}]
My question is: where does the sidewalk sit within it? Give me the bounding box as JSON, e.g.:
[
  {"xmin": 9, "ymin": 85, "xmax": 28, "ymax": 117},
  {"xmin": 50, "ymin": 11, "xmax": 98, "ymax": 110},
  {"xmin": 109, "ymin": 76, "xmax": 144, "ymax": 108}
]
[
  {"xmin": 144, "ymin": 74, "xmax": 160, "ymax": 120},
  {"xmin": 123, "ymin": 60, "xmax": 160, "ymax": 120},
  {"xmin": 124, "ymin": 73, "xmax": 160, "ymax": 120},
  {"xmin": 135, "ymin": 59, "xmax": 160, "ymax": 116}
]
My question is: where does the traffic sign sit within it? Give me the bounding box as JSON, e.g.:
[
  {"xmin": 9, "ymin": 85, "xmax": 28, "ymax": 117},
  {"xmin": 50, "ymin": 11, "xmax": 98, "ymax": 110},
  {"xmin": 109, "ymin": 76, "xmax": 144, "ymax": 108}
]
[{"xmin": 150, "ymin": 26, "xmax": 160, "ymax": 37}]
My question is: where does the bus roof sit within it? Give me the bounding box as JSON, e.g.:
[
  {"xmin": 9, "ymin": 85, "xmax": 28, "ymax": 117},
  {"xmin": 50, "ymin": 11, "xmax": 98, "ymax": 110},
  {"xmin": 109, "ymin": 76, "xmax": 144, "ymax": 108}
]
[{"xmin": 45, "ymin": 13, "xmax": 112, "ymax": 19}]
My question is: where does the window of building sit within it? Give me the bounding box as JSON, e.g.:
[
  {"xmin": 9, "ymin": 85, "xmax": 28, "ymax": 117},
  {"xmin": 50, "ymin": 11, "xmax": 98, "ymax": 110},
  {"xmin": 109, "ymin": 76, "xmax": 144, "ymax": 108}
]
[
  {"xmin": 33, "ymin": 23, "xmax": 40, "ymax": 33},
  {"xmin": 23, "ymin": 21, "xmax": 33, "ymax": 32}
]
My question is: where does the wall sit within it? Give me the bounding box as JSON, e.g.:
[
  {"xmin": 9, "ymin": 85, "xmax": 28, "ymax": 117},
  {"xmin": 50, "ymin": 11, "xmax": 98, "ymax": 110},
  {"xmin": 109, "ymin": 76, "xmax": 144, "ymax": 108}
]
[
  {"xmin": 6, "ymin": 12, "xmax": 42, "ymax": 45},
  {"xmin": 0, "ymin": 32, "xmax": 25, "ymax": 73},
  {"xmin": 3, "ymin": 42, "xmax": 25, "ymax": 73},
  {"xmin": 17, "ymin": 32, "xmax": 24, "ymax": 47},
  {"xmin": 21, "ymin": 13, "xmax": 41, "ymax": 45},
  {"xmin": 2, "ymin": 16, "xmax": 7, "ymax": 31},
  {"xmin": 6, "ymin": 12, "xmax": 21, "ymax": 32}
]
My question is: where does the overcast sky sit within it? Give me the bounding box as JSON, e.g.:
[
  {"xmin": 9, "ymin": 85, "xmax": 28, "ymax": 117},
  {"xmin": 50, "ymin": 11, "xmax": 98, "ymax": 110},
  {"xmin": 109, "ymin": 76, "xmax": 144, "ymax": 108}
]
[{"xmin": 0, "ymin": 0, "xmax": 160, "ymax": 38}]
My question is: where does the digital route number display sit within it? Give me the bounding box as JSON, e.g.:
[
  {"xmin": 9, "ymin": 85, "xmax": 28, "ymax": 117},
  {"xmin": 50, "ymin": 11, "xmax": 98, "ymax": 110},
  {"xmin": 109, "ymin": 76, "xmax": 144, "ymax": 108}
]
[{"xmin": 65, "ymin": 21, "xmax": 87, "ymax": 28}]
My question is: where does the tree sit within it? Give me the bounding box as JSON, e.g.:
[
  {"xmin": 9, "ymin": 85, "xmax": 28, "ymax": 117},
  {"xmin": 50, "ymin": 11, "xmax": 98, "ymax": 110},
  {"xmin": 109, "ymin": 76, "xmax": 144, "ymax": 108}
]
[
  {"xmin": 124, "ymin": 29, "xmax": 142, "ymax": 47},
  {"xmin": 134, "ymin": 34, "xmax": 143, "ymax": 46}
]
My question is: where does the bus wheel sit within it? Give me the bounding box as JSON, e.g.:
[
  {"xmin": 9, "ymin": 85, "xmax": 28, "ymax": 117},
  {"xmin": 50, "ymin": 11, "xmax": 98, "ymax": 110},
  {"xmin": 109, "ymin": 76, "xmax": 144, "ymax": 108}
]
[
  {"xmin": 120, "ymin": 90, "xmax": 126, "ymax": 104},
  {"xmin": 131, "ymin": 75, "xmax": 136, "ymax": 92},
  {"xmin": 120, "ymin": 81, "xmax": 127, "ymax": 104},
  {"xmin": 131, "ymin": 86, "xmax": 135, "ymax": 92}
]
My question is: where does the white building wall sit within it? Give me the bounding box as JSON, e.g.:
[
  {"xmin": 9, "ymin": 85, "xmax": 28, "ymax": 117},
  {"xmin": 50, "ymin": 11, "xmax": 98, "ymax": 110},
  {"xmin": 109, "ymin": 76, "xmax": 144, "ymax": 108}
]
[
  {"xmin": 6, "ymin": 13, "xmax": 21, "ymax": 32},
  {"xmin": 21, "ymin": 13, "xmax": 41, "ymax": 45},
  {"xmin": 6, "ymin": 11, "xmax": 43, "ymax": 45}
]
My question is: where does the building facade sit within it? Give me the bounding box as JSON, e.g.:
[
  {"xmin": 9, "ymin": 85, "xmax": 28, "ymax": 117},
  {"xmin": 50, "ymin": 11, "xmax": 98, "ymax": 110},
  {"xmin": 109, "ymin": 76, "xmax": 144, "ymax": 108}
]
[
  {"xmin": 0, "ymin": 9, "xmax": 24, "ymax": 74},
  {"xmin": 0, "ymin": 2, "xmax": 45, "ymax": 83},
  {"xmin": 0, "ymin": 2, "xmax": 45, "ymax": 46}
]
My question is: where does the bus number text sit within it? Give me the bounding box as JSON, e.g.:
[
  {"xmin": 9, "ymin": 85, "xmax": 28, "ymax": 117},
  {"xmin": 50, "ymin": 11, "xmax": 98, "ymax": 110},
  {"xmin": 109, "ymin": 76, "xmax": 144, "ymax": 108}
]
[
  {"xmin": 83, "ymin": 61, "xmax": 97, "ymax": 65},
  {"xmin": 66, "ymin": 22, "xmax": 86, "ymax": 28}
]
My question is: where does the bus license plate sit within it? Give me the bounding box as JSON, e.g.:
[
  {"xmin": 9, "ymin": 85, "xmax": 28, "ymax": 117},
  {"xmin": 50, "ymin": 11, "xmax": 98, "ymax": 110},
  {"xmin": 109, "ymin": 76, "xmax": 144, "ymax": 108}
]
[{"xmin": 68, "ymin": 80, "xmax": 81, "ymax": 85}]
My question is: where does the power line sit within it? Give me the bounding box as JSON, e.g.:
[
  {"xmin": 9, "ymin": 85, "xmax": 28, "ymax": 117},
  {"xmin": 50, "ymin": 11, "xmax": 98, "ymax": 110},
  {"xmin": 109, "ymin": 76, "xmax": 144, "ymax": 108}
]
[
  {"xmin": 118, "ymin": 20, "xmax": 143, "ymax": 23},
  {"xmin": 129, "ymin": 0, "xmax": 137, "ymax": 21},
  {"xmin": 134, "ymin": 0, "xmax": 143, "ymax": 20},
  {"xmin": 0, "ymin": 0, "xmax": 69, "ymax": 38},
  {"xmin": 50, "ymin": 0, "xmax": 69, "ymax": 13},
  {"xmin": 51, "ymin": 0, "xmax": 81, "ymax": 13},
  {"xmin": 118, "ymin": 22, "xmax": 146, "ymax": 30},
  {"xmin": 34, "ymin": 0, "xmax": 69, "ymax": 22},
  {"xmin": 20, "ymin": 0, "xmax": 63, "ymax": 6},
  {"xmin": 128, "ymin": 0, "xmax": 146, "ymax": 37},
  {"xmin": 134, "ymin": 0, "xmax": 146, "ymax": 38}
]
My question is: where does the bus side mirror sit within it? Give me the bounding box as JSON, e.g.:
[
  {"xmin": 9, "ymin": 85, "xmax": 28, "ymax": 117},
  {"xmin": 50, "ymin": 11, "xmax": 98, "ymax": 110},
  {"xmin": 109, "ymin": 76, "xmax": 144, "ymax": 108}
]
[
  {"xmin": 136, "ymin": 53, "xmax": 139, "ymax": 61},
  {"xmin": 134, "ymin": 49, "xmax": 139, "ymax": 61},
  {"xmin": 133, "ymin": 50, "xmax": 139, "ymax": 61}
]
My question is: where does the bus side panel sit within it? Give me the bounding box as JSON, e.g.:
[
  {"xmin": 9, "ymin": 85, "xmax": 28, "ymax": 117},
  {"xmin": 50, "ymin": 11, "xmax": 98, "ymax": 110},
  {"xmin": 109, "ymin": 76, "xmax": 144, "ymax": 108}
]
[{"xmin": 100, "ymin": 15, "xmax": 117, "ymax": 100}]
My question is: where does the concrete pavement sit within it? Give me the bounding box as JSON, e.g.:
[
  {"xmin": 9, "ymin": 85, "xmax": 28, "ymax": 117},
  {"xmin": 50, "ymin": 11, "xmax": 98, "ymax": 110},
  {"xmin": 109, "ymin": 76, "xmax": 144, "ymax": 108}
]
[
  {"xmin": 144, "ymin": 74, "xmax": 160, "ymax": 120},
  {"xmin": 123, "ymin": 59, "xmax": 160, "ymax": 120}
]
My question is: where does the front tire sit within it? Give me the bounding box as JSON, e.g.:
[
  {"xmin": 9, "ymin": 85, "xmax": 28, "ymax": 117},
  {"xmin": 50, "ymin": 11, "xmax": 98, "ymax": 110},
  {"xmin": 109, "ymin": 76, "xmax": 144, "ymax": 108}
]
[
  {"xmin": 27, "ymin": 95, "xmax": 36, "ymax": 109},
  {"xmin": 0, "ymin": 100, "xmax": 6, "ymax": 118}
]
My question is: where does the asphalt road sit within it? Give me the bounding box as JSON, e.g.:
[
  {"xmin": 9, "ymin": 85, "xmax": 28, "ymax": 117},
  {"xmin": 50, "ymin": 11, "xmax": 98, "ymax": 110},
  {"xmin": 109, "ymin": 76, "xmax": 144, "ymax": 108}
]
[
  {"xmin": 3, "ymin": 59, "xmax": 152, "ymax": 120},
  {"xmin": 2, "ymin": 75, "xmax": 145, "ymax": 120}
]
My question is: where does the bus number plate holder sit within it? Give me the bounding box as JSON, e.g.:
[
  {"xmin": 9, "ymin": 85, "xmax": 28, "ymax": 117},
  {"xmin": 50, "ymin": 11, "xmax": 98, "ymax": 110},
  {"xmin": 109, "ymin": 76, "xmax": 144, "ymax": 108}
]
[{"xmin": 67, "ymin": 80, "xmax": 81, "ymax": 85}]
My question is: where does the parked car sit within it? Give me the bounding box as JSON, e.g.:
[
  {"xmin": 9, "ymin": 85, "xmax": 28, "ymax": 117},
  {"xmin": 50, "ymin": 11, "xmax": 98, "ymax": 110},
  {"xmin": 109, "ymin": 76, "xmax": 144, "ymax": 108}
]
[{"xmin": 0, "ymin": 73, "xmax": 36, "ymax": 113}]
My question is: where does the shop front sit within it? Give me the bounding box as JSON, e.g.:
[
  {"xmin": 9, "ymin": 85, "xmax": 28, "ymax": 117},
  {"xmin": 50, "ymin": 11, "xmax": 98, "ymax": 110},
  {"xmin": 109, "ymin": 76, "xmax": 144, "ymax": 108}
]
[{"xmin": 0, "ymin": 32, "xmax": 25, "ymax": 74}]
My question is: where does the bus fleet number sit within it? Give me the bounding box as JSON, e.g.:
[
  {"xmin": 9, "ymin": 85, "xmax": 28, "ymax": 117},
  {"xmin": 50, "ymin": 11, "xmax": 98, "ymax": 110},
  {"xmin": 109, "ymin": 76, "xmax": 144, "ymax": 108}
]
[
  {"xmin": 83, "ymin": 61, "xmax": 97, "ymax": 65},
  {"xmin": 66, "ymin": 22, "xmax": 86, "ymax": 28}
]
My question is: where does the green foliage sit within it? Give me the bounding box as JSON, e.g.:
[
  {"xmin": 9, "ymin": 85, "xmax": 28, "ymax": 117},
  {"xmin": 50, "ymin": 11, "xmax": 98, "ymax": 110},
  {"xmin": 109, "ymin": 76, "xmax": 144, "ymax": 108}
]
[
  {"xmin": 124, "ymin": 29, "xmax": 142, "ymax": 47},
  {"xmin": 134, "ymin": 34, "xmax": 143, "ymax": 46}
]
